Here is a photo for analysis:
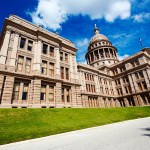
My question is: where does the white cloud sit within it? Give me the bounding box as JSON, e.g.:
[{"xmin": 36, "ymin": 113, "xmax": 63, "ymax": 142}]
[
  {"xmin": 76, "ymin": 38, "xmax": 89, "ymax": 47},
  {"xmin": 117, "ymin": 54, "xmax": 129, "ymax": 60},
  {"xmin": 29, "ymin": 0, "xmax": 131, "ymax": 30},
  {"xmin": 132, "ymin": 13, "xmax": 150, "ymax": 23},
  {"xmin": 75, "ymin": 38, "xmax": 89, "ymax": 63}
]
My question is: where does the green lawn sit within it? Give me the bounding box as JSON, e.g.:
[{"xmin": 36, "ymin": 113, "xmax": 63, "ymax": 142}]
[{"xmin": 0, "ymin": 107, "xmax": 150, "ymax": 145}]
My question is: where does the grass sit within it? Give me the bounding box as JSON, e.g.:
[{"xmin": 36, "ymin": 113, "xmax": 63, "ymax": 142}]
[{"xmin": 0, "ymin": 106, "xmax": 150, "ymax": 145}]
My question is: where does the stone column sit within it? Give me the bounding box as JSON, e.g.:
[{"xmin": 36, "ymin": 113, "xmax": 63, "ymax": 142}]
[
  {"xmin": 69, "ymin": 54, "xmax": 74, "ymax": 82},
  {"xmin": 28, "ymin": 80, "xmax": 34, "ymax": 107},
  {"xmin": 103, "ymin": 48, "xmax": 106, "ymax": 58},
  {"xmin": 71, "ymin": 86, "xmax": 76, "ymax": 107},
  {"xmin": 55, "ymin": 82, "xmax": 62, "ymax": 107},
  {"xmin": 93, "ymin": 51, "xmax": 96, "ymax": 60},
  {"xmin": 1, "ymin": 76, "xmax": 14, "ymax": 107},
  {"xmin": 143, "ymin": 70, "xmax": 150, "ymax": 90},
  {"xmin": 115, "ymin": 99, "xmax": 121, "ymax": 107},
  {"xmin": 128, "ymin": 74, "xmax": 135, "ymax": 93},
  {"xmin": 0, "ymin": 30, "xmax": 11, "ymax": 69},
  {"xmin": 55, "ymin": 46, "xmax": 60, "ymax": 79},
  {"xmin": 33, "ymin": 40, "xmax": 42, "ymax": 74},
  {"xmin": 18, "ymin": 82, "xmax": 23, "ymax": 104},
  {"xmin": 98, "ymin": 97, "xmax": 101, "ymax": 108},
  {"xmin": 46, "ymin": 85, "xmax": 49, "ymax": 104},
  {"xmin": 76, "ymin": 86, "xmax": 82, "ymax": 108},
  {"xmin": 98, "ymin": 49, "xmax": 100, "ymax": 59},
  {"xmin": 137, "ymin": 95, "xmax": 143, "ymax": 106},
  {"xmin": 133, "ymin": 95, "xmax": 139, "ymax": 106},
  {"xmin": 124, "ymin": 98, "xmax": 129, "ymax": 107},
  {"xmin": 108, "ymin": 49, "xmax": 111, "ymax": 58},
  {"xmin": 112, "ymin": 80, "xmax": 117, "ymax": 96},
  {"xmin": 86, "ymin": 57, "xmax": 89, "ymax": 64},
  {"xmin": 0, "ymin": 75, "xmax": 4, "ymax": 101},
  {"xmin": 89, "ymin": 53, "xmax": 92, "ymax": 63},
  {"xmin": 28, "ymin": 82, "xmax": 32, "ymax": 106},
  {"xmin": 95, "ymin": 75, "xmax": 100, "ymax": 93},
  {"xmin": 73, "ymin": 55, "xmax": 78, "ymax": 83},
  {"xmin": 112, "ymin": 49, "xmax": 115, "ymax": 58},
  {"xmin": 146, "ymin": 69, "xmax": 150, "ymax": 80},
  {"xmin": 131, "ymin": 74, "xmax": 139, "ymax": 93},
  {"xmin": 82, "ymin": 72, "xmax": 86, "ymax": 92},
  {"xmin": 32, "ymin": 79, "xmax": 41, "ymax": 107},
  {"xmin": 64, "ymin": 88, "xmax": 67, "ymax": 106},
  {"xmin": 120, "ymin": 78, "xmax": 126, "ymax": 95},
  {"xmin": 8, "ymin": 34, "xmax": 19, "ymax": 71}
]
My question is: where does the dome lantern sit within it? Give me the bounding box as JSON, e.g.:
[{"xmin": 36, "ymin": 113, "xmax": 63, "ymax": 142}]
[{"xmin": 94, "ymin": 24, "xmax": 99, "ymax": 35}]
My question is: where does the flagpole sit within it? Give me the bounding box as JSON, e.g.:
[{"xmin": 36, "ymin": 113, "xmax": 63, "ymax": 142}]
[{"xmin": 139, "ymin": 38, "xmax": 143, "ymax": 49}]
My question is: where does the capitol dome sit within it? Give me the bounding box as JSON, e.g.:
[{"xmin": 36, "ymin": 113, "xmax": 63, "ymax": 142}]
[{"xmin": 89, "ymin": 25, "xmax": 108, "ymax": 44}]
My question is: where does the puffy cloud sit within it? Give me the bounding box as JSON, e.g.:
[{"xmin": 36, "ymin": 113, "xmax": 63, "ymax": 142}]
[
  {"xmin": 29, "ymin": 0, "xmax": 131, "ymax": 30},
  {"xmin": 132, "ymin": 13, "xmax": 150, "ymax": 23},
  {"xmin": 75, "ymin": 38, "xmax": 89, "ymax": 63},
  {"xmin": 76, "ymin": 38, "xmax": 89, "ymax": 47},
  {"xmin": 117, "ymin": 54, "xmax": 129, "ymax": 60}
]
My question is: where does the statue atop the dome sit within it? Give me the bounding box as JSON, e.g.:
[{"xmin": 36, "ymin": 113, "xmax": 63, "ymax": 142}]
[{"xmin": 94, "ymin": 24, "xmax": 99, "ymax": 35}]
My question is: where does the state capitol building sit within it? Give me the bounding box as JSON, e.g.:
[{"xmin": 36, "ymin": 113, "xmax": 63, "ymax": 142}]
[{"xmin": 0, "ymin": 15, "xmax": 150, "ymax": 108}]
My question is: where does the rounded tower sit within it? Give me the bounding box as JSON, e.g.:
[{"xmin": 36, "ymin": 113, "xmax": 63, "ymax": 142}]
[{"xmin": 85, "ymin": 25, "xmax": 119, "ymax": 68}]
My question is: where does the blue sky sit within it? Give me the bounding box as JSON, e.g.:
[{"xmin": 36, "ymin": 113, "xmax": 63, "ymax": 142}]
[{"xmin": 0, "ymin": 0, "xmax": 150, "ymax": 63}]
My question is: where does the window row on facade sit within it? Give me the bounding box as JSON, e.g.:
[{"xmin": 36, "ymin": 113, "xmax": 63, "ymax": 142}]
[
  {"xmin": 85, "ymin": 73, "xmax": 94, "ymax": 81},
  {"xmin": 86, "ymin": 84, "xmax": 96, "ymax": 93},
  {"xmin": 17, "ymin": 56, "xmax": 32, "ymax": 73},
  {"xmin": 20, "ymin": 37, "xmax": 54, "ymax": 57},
  {"xmin": 20, "ymin": 37, "xmax": 70, "ymax": 64},
  {"xmin": 16, "ymin": 56, "xmax": 70, "ymax": 80},
  {"xmin": 60, "ymin": 51, "xmax": 69, "ymax": 63},
  {"xmin": 100, "ymin": 87, "xmax": 114, "ymax": 95},
  {"xmin": 12, "ymin": 80, "xmax": 71, "ymax": 103},
  {"xmin": 113, "ymin": 58, "xmax": 146, "ymax": 75},
  {"xmin": 98, "ymin": 77, "xmax": 112, "ymax": 86}
]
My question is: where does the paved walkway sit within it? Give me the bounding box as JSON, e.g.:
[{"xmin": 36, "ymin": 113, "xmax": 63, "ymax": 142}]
[{"xmin": 1, "ymin": 117, "xmax": 150, "ymax": 150}]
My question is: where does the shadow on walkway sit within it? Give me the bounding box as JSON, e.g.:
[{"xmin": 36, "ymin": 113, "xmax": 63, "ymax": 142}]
[{"xmin": 141, "ymin": 128, "xmax": 150, "ymax": 137}]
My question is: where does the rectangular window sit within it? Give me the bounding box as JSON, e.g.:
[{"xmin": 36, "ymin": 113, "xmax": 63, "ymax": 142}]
[
  {"xmin": 139, "ymin": 72, "xmax": 144, "ymax": 78},
  {"xmin": 20, "ymin": 37, "xmax": 26, "ymax": 49},
  {"xmin": 142, "ymin": 81, "xmax": 147, "ymax": 90},
  {"xmin": 25, "ymin": 58, "xmax": 31, "ymax": 73},
  {"xmin": 85, "ymin": 73, "xmax": 87, "ymax": 80},
  {"xmin": 49, "ymin": 86, "xmax": 54, "ymax": 102},
  {"xmin": 86, "ymin": 84, "xmax": 88, "ymax": 91},
  {"xmin": 17, "ymin": 56, "xmax": 24, "ymax": 71},
  {"xmin": 41, "ymin": 61, "xmax": 47, "ymax": 75},
  {"xmin": 66, "ymin": 89, "xmax": 70, "ymax": 102},
  {"xmin": 12, "ymin": 83, "xmax": 20, "ymax": 100},
  {"xmin": 87, "ymin": 74, "xmax": 89, "ymax": 80},
  {"xmin": 27, "ymin": 40, "xmax": 33, "ymax": 51},
  {"xmin": 22, "ymin": 84, "xmax": 29, "ymax": 100},
  {"xmin": 93, "ymin": 85, "xmax": 96, "ymax": 93},
  {"xmin": 40, "ymin": 85, "xmax": 46, "ymax": 100},
  {"xmin": 138, "ymin": 83, "xmax": 142, "ymax": 91},
  {"xmin": 50, "ymin": 46, "xmax": 54, "ymax": 57},
  {"xmin": 65, "ymin": 53, "xmax": 68, "ymax": 63},
  {"xmin": 61, "ymin": 67, "xmax": 64, "ymax": 79},
  {"xmin": 66, "ymin": 68, "xmax": 69, "ymax": 80},
  {"xmin": 100, "ymin": 87, "xmax": 104, "ymax": 94},
  {"xmin": 60, "ymin": 52, "xmax": 63, "ymax": 61},
  {"xmin": 62, "ymin": 88, "xmax": 64, "ymax": 102},
  {"xmin": 42, "ymin": 44, "xmax": 48, "ymax": 54},
  {"xmin": 49, "ymin": 63, "xmax": 54, "ymax": 76}
]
